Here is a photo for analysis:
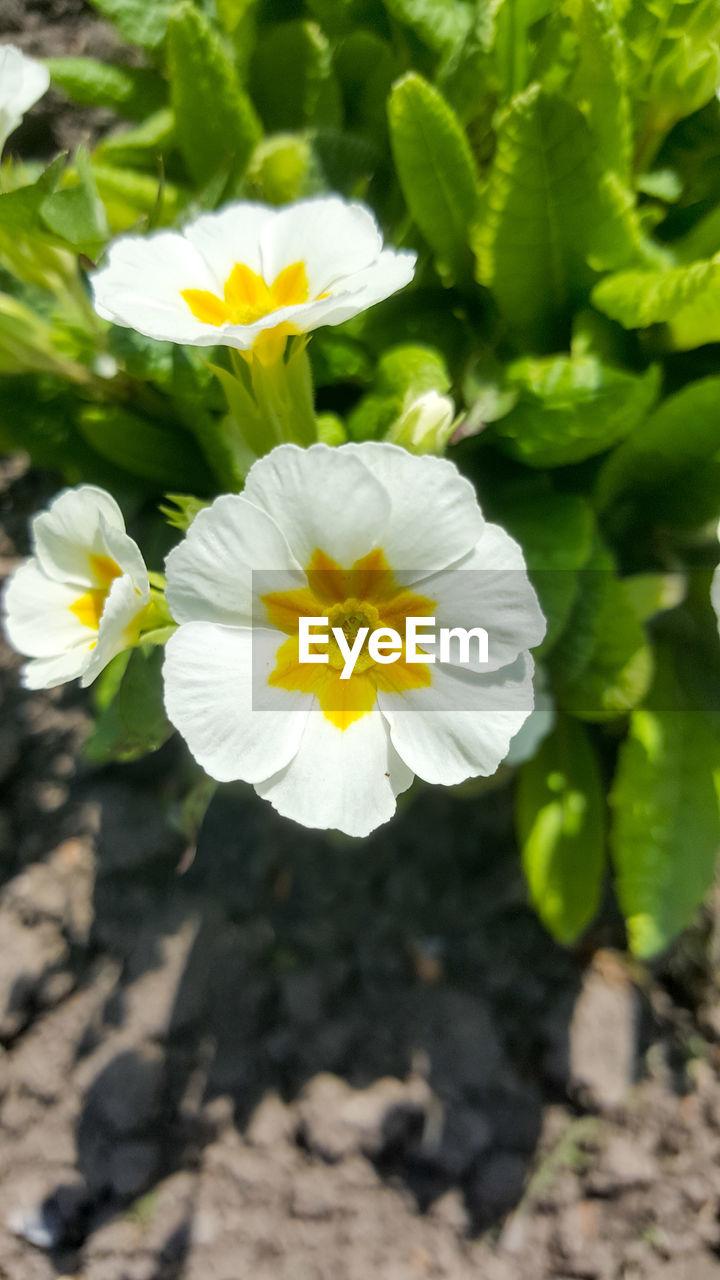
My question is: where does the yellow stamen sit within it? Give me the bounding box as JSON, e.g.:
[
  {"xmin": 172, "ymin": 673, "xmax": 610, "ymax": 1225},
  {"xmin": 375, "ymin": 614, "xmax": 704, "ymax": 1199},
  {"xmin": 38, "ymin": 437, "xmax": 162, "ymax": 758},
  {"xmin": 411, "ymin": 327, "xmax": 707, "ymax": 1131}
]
[
  {"xmin": 264, "ymin": 549, "xmax": 435, "ymax": 730},
  {"xmin": 69, "ymin": 554, "xmax": 122, "ymax": 631},
  {"xmin": 181, "ymin": 260, "xmax": 325, "ymax": 361}
]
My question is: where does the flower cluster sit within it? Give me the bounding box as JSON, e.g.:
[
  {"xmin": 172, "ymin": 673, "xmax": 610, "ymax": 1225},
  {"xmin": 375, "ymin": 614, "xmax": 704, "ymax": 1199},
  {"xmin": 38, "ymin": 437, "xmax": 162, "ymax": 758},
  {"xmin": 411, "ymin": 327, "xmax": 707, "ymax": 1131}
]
[{"xmin": 3, "ymin": 192, "xmax": 549, "ymax": 836}]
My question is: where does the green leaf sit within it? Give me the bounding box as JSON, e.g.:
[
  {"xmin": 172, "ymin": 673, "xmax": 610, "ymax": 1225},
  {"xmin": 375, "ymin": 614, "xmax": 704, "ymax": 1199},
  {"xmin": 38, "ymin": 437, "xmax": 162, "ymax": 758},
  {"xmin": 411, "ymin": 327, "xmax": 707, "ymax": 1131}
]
[
  {"xmin": 564, "ymin": 0, "xmax": 633, "ymax": 178},
  {"xmin": 623, "ymin": 573, "xmax": 686, "ymax": 623},
  {"xmin": 91, "ymin": 162, "xmax": 184, "ymax": 227},
  {"xmin": 40, "ymin": 147, "xmax": 110, "ymax": 256},
  {"xmin": 382, "ymin": 0, "xmax": 473, "ymax": 54},
  {"xmin": 517, "ymin": 713, "xmax": 606, "ymax": 944},
  {"xmin": 550, "ymin": 536, "xmax": 654, "ymax": 721},
  {"xmin": 489, "ymin": 488, "xmax": 594, "ymax": 653},
  {"xmin": 472, "ymin": 86, "xmax": 639, "ymax": 348},
  {"xmin": 624, "ymin": 0, "xmax": 720, "ymax": 170},
  {"xmin": 492, "ymin": 0, "xmax": 554, "ymax": 100},
  {"xmin": 87, "ymin": 0, "xmax": 174, "ymax": 48},
  {"xmin": 592, "ymin": 254, "xmax": 720, "ymax": 350},
  {"xmin": 334, "ymin": 30, "xmax": 394, "ymax": 144},
  {"xmin": 490, "ymin": 353, "xmax": 659, "ymax": 467},
  {"xmin": 388, "ymin": 72, "xmax": 478, "ymax": 280},
  {"xmin": 84, "ymin": 646, "xmax": 173, "ymax": 764},
  {"xmin": 167, "ymin": 1, "xmax": 261, "ymax": 186},
  {"xmin": 0, "ymin": 155, "xmax": 66, "ymax": 234},
  {"xmin": 76, "ymin": 405, "xmax": 213, "ymax": 490},
  {"xmin": 159, "ymin": 493, "xmax": 211, "ymax": 532},
  {"xmin": 249, "ymin": 20, "xmax": 342, "ymax": 134},
  {"xmin": 610, "ymin": 643, "xmax": 720, "ymax": 958},
  {"xmin": 94, "ymin": 108, "xmax": 177, "ymax": 172},
  {"xmin": 597, "ymin": 376, "xmax": 720, "ymax": 528},
  {"xmin": 46, "ymin": 57, "xmax": 167, "ymax": 121}
]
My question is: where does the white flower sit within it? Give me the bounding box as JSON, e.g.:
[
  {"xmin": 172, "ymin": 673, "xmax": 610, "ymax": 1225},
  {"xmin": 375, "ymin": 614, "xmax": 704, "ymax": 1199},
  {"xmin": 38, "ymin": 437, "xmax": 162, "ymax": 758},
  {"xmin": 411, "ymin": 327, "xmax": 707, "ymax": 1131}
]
[
  {"xmin": 0, "ymin": 45, "xmax": 50, "ymax": 155},
  {"xmin": 90, "ymin": 196, "xmax": 416, "ymax": 364},
  {"xmin": 2, "ymin": 485, "xmax": 150, "ymax": 690},
  {"xmin": 163, "ymin": 443, "xmax": 546, "ymax": 837}
]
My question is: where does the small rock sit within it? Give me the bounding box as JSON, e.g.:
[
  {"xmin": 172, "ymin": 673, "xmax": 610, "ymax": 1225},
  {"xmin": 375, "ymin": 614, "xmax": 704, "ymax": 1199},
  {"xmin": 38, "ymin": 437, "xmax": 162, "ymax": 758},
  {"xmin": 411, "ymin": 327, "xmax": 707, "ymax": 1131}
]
[
  {"xmin": 246, "ymin": 1092, "xmax": 294, "ymax": 1148},
  {"xmin": 295, "ymin": 1073, "xmax": 431, "ymax": 1162},
  {"xmin": 586, "ymin": 1133, "xmax": 658, "ymax": 1195},
  {"xmin": 569, "ymin": 954, "xmax": 638, "ymax": 1111}
]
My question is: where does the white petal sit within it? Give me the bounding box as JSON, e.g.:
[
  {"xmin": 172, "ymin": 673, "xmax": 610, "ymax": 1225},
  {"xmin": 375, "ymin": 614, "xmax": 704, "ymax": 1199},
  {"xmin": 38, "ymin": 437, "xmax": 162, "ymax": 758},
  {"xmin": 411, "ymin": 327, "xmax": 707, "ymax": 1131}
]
[
  {"xmin": 242, "ymin": 443, "xmax": 391, "ymax": 568},
  {"xmin": 0, "ymin": 47, "xmax": 49, "ymax": 151},
  {"xmin": 256, "ymin": 708, "xmax": 413, "ymax": 837},
  {"xmin": 81, "ymin": 574, "xmax": 149, "ymax": 687},
  {"xmin": 32, "ymin": 485, "xmax": 126, "ymax": 586},
  {"xmin": 0, "ymin": 46, "xmax": 50, "ymax": 117},
  {"xmin": 342, "ymin": 442, "xmax": 485, "ymax": 578},
  {"xmin": 165, "ymin": 494, "xmax": 302, "ymax": 627},
  {"xmin": 183, "ymin": 202, "xmax": 274, "ymax": 286},
  {"xmin": 21, "ymin": 649, "xmax": 90, "ymax": 691},
  {"xmin": 379, "ymin": 654, "xmax": 536, "ymax": 785},
  {"xmin": 101, "ymin": 523, "xmax": 150, "ymax": 597},
  {"xmin": 163, "ymin": 622, "xmax": 311, "ymax": 783},
  {"xmin": 295, "ymin": 249, "xmax": 418, "ymax": 330},
  {"xmin": 260, "ymin": 196, "xmax": 383, "ymax": 294},
  {"xmin": 415, "ymin": 524, "xmax": 546, "ymax": 673},
  {"xmin": 91, "ymin": 231, "xmax": 221, "ymax": 345},
  {"xmin": 2, "ymin": 558, "xmax": 92, "ymax": 657}
]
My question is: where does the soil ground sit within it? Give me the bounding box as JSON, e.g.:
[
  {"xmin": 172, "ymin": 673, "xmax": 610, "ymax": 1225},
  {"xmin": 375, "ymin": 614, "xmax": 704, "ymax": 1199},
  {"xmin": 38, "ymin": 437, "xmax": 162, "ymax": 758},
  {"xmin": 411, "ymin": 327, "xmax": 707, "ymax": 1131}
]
[
  {"xmin": 5, "ymin": 2, "xmax": 720, "ymax": 1276},
  {"xmin": 4, "ymin": 473, "xmax": 720, "ymax": 1280}
]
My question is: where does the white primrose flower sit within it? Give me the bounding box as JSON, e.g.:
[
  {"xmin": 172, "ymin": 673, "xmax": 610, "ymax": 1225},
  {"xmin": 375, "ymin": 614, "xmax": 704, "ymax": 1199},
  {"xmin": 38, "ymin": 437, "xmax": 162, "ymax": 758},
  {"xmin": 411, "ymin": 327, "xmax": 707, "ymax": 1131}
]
[
  {"xmin": 2, "ymin": 485, "xmax": 150, "ymax": 690},
  {"xmin": 0, "ymin": 45, "xmax": 50, "ymax": 155},
  {"xmin": 90, "ymin": 196, "xmax": 416, "ymax": 365},
  {"xmin": 163, "ymin": 443, "xmax": 546, "ymax": 838}
]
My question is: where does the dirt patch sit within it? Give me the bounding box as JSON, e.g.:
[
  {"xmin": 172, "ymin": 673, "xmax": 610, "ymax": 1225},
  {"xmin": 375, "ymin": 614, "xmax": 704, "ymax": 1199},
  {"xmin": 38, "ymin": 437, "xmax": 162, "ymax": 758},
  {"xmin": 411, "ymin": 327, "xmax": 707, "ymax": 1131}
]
[
  {"xmin": 3, "ymin": 455, "xmax": 720, "ymax": 1278},
  {"xmin": 1, "ymin": 0, "xmax": 138, "ymax": 157}
]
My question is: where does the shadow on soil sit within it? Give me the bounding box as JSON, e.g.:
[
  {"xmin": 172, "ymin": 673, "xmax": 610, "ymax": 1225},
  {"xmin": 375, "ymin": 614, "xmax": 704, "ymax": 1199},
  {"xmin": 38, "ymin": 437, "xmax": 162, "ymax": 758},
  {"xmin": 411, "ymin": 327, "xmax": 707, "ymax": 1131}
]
[{"xmin": 38, "ymin": 756, "xmax": 587, "ymax": 1273}]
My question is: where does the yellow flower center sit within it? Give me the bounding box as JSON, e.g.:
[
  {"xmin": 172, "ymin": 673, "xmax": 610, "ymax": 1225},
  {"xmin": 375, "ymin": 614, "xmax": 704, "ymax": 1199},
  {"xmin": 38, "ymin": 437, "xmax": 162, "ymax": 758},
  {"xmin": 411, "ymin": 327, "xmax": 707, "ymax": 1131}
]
[
  {"xmin": 263, "ymin": 549, "xmax": 436, "ymax": 731},
  {"xmin": 326, "ymin": 598, "xmax": 380, "ymax": 674},
  {"xmin": 181, "ymin": 260, "xmax": 326, "ymax": 364},
  {"xmin": 69, "ymin": 553, "xmax": 122, "ymax": 631}
]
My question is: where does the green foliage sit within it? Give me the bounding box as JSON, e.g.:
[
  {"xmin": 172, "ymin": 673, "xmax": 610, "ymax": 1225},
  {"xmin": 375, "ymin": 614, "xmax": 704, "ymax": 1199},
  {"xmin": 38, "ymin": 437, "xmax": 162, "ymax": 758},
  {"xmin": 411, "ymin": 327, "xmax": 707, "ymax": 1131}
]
[
  {"xmin": 46, "ymin": 58, "xmax": 167, "ymax": 121},
  {"xmin": 490, "ymin": 352, "xmax": 659, "ymax": 467},
  {"xmin": 167, "ymin": 1, "xmax": 262, "ymax": 186},
  {"xmin": 517, "ymin": 713, "xmax": 606, "ymax": 944},
  {"xmin": 87, "ymin": 0, "xmax": 174, "ymax": 49},
  {"xmin": 347, "ymin": 343, "xmax": 450, "ymax": 440},
  {"xmin": 76, "ymin": 405, "xmax": 213, "ymax": 490},
  {"xmin": 472, "ymin": 87, "xmax": 638, "ymax": 349},
  {"xmin": 550, "ymin": 536, "xmax": 654, "ymax": 721},
  {"xmin": 388, "ymin": 73, "xmax": 478, "ymax": 281},
  {"xmin": 249, "ymin": 21, "xmax": 342, "ymax": 133},
  {"xmin": 85, "ymin": 646, "xmax": 173, "ymax": 763},
  {"xmin": 3, "ymin": 0, "xmax": 720, "ymax": 957},
  {"xmin": 597, "ymin": 377, "xmax": 720, "ymax": 528},
  {"xmin": 610, "ymin": 646, "xmax": 720, "ymax": 957},
  {"xmin": 490, "ymin": 487, "xmax": 595, "ymax": 653},
  {"xmin": 592, "ymin": 255, "xmax": 720, "ymax": 349}
]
